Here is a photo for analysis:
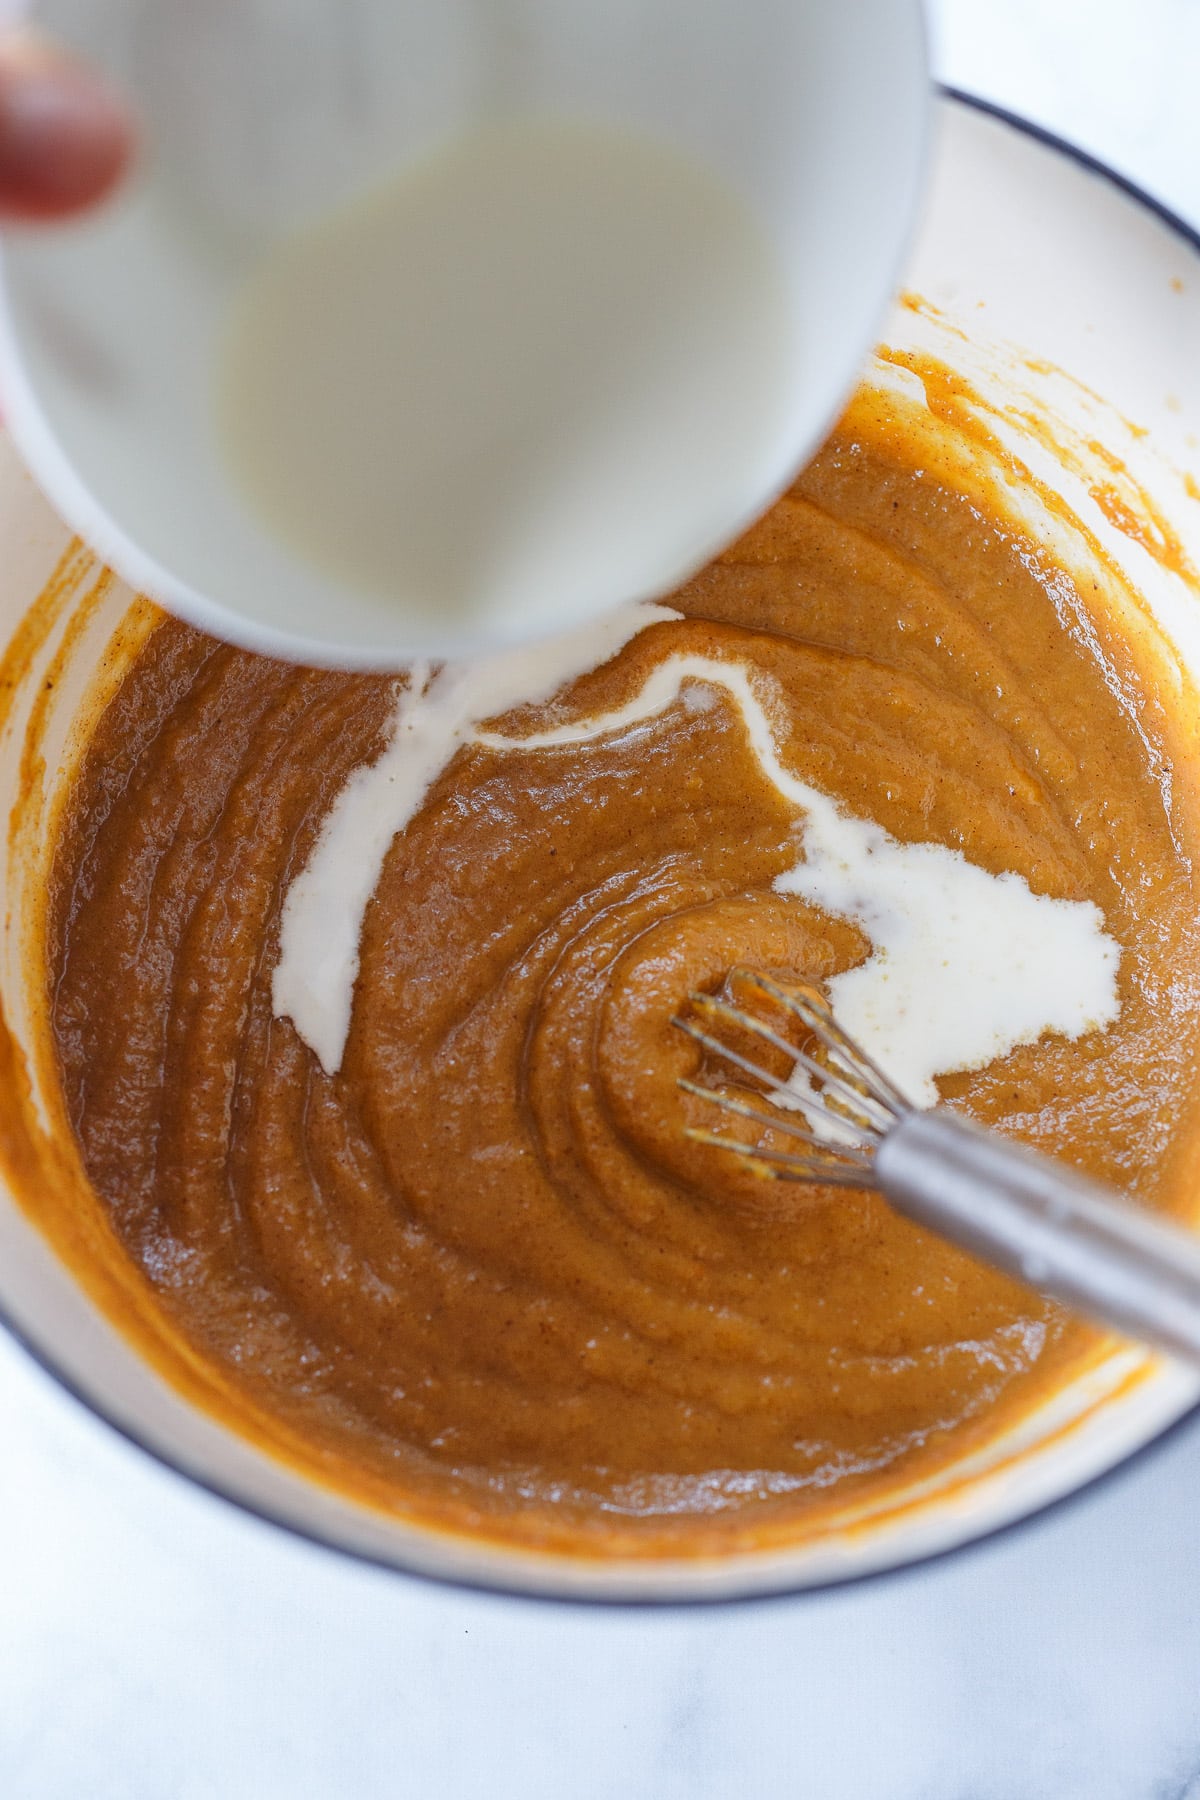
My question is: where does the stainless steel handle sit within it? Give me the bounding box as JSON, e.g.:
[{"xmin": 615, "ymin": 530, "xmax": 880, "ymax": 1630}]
[{"xmin": 875, "ymin": 1109, "xmax": 1200, "ymax": 1365}]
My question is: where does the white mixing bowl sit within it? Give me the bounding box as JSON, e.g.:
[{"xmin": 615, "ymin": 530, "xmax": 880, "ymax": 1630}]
[{"xmin": 0, "ymin": 93, "xmax": 1198, "ymax": 1600}]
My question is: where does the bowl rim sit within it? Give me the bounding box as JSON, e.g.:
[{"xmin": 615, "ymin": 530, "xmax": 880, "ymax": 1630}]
[{"xmin": 5, "ymin": 84, "xmax": 1200, "ymax": 1610}]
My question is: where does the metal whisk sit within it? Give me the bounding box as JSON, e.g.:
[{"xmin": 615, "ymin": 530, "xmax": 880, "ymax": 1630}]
[{"xmin": 674, "ymin": 967, "xmax": 1200, "ymax": 1366}]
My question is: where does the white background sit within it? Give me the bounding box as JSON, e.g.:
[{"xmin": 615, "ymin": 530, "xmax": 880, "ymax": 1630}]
[{"xmin": 7, "ymin": 4, "xmax": 1200, "ymax": 1796}]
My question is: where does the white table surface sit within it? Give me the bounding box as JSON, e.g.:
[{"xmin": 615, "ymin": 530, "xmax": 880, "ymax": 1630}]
[{"xmin": 7, "ymin": 5, "xmax": 1200, "ymax": 1796}]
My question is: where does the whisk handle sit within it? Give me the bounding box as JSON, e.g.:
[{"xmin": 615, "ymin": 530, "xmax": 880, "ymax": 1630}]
[{"xmin": 875, "ymin": 1109, "xmax": 1200, "ymax": 1365}]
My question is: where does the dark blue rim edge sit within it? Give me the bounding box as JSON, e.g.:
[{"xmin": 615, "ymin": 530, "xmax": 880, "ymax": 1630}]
[{"xmin": 5, "ymin": 84, "xmax": 1200, "ymax": 1613}]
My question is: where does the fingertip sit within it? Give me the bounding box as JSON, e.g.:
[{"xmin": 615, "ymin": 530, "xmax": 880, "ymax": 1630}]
[{"xmin": 0, "ymin": 46, "xmax": 134, "ymax": 222}]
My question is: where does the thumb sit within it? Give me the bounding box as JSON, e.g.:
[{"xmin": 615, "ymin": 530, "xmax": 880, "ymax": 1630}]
[{"xmin": 0, "ymin": 37, "xmax": 133, "ymax": 222}]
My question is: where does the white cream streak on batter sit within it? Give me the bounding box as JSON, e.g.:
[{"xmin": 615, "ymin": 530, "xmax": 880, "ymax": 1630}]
[{"xmin": 274, "ymin": 616, "xmax": 1121, "ymax": 1097}]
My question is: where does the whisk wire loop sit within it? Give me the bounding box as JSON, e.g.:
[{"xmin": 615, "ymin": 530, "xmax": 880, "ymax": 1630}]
[
  {"xmin": 676, "ymin": 1077, "xmax": 876, "ymax": 1167},
  {"xmin": 682, "ymin": 1127, "xmax": 883, "ymax": 1188},
  {"xmin": 734, "ymin": 967, "xmax": 911, "ymax": 1114},
  {"xmin": 673, "ymin": 971, "xmax": 909, "ymax": 1188},
  {"xmin": 684, "ymin": 990, "xmax": 895, "ymax": 1134}
]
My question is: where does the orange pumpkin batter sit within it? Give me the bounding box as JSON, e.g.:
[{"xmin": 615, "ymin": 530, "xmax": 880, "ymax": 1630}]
[{"xmin": 46, "ymin": 394, "xmax": 1200, "ymax": 1556}]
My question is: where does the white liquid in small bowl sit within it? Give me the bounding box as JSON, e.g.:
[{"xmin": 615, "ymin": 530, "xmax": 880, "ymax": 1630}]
[{"xmin": 218, "ymin": 119, "xmax": 799, "ymax": 640}]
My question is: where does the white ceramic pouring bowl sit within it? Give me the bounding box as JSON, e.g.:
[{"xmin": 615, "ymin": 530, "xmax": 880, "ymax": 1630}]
[
  {"xmin": 1, "ymin": 94, "xmax": 1200, "ymax": 1601},
  {"xmin": 0, "ymin": 0, "xmax": 928, "ymax": 667}
]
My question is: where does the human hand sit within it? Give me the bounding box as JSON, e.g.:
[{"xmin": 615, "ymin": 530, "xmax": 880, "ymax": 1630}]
[{"xmin": 0, "ymin": 35, "xmax": 131, "ymax": 221}]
